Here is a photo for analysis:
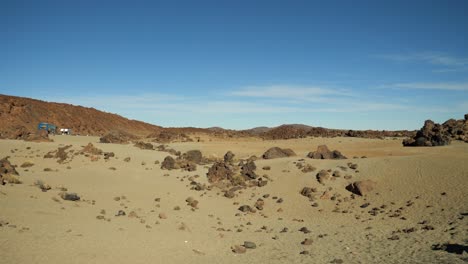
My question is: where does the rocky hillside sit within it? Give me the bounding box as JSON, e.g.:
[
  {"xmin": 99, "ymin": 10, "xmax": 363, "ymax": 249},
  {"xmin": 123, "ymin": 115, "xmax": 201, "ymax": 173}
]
[
  {"xmin": 0, "ymin": 94, "xmax": 163, "ymax": 139},
  {"xmin": 244, "ymin": 124, "xmax": 416, "ymax": 140}
]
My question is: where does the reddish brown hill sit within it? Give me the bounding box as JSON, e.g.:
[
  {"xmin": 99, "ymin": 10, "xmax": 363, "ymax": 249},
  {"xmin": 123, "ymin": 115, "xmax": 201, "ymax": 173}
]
[{"xmin": 0, "ymin": 94, "xmax": 163, "ymax": 139}]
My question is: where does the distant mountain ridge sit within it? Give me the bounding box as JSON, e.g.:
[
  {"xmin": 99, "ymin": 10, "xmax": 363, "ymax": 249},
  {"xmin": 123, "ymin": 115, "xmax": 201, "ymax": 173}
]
[{"xmin": 0, "ymin": 94, "xmax": 417, "ymax": 141}]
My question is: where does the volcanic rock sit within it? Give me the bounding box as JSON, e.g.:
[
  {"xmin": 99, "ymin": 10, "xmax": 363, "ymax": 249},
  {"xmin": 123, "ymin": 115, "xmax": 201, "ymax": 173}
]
[
  {"xmin": 262, "ymin": 147, "xmax": 296, "ymax": 159},
  {"xmin": 316, "ymin": 170, "xmax": 331, "ymax": 184},
  {"xmin": 207, "ymin": 162, "xmax": 235, "ymax": 183},
  {"xmin": 346, "ymin": 180, "xmax": 377, "ymax": 196},
  {"xmin": 307, "ymin": 145, "xmax": 347, "ymax": 159},
  {"xmin": 100, "ymin": 130, "xmax": 137, "ymax": 144},
  {"xmin": 134, "ymin": 141, "xmax": 154, "ymax": 150},
  {"xmin": 161, "ymin": 156, "xmax": 177, "ymax": 170},
  {"xmin": 182, "ymin": 150, "xmax": 203, "ymax": 164},
  {"xmin": 240, "ymin": 160, "xmax": 257, "ymax": 179},
  {"xmin": 403, "ymin": 120, "xmax": 451, "ymax": 147},
  {"xmin": 60, "ymin": 192, "xmax": 80, "ymax": 201},
  {"xmin": 224, "ymin": 151, "xmax": 235, "ymax": 163}
]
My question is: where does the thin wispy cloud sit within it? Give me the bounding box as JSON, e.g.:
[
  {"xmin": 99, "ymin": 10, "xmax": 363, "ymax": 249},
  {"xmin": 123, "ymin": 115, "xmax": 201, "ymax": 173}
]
[
  {"xmin": 377, "ymin": 52, "xmax": 468, "ymax": 73},
  {"xmin": 388, "ymin": 82, "xmax": 468, "ymax": 91},
  {"xmin": 230, "ymin": 85, "xmax": 354, "ymax": 103}
]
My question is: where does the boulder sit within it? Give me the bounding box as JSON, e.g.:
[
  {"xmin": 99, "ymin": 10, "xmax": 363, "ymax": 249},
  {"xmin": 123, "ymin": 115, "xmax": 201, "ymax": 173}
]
[
  {"xmin": 60, "ymin": 192, "xmax": 80, "ymax": 201},
  {"xmin": 161, "ymin": 156, "xmax": 177, "ymax": 170},
  {"xmin": 262, "ymin": 147, "xmax": 296, "ymax": 159},
  {"xmin": 346, "ymin": 180, "xmax": 377, "ymax": 196},
  {"xmin": 224, "ymin": 151, "xmax": 235, "ymax": 163},
  {"xmin": 240, "ymin": 160, "xmax": 257, "ymax": 179},
  {"xmin": 206, "ymin": 162, "xmax": 234, "ymax": 183},
  {"xmin": 182, "ymin": 150, "xmax": 203, "ymax": 164},
  {"xmin": 307, "ymin": 145, "xmax": 347, "ymax": 159},
  {"xmin": 316, "ymin": 170, "xmax": 331, "ymax": 184}
]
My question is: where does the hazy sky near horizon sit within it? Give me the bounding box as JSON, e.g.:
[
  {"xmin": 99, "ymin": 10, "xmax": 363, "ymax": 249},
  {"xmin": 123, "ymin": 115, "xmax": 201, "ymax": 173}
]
[{"xmin": 1, "ymin": 0, "xmax": 468, "ymax": 130}]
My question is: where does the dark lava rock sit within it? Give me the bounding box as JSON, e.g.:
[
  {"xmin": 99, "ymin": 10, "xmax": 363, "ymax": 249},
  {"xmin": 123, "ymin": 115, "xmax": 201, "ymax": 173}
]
[
  {"xmin": 240, "ymin": 160, "xmax": 257, "ymax": 179},
  {"xmin": 307, "ymin": 145, "xmax": 347, "ymax": 159},
  {"xmin": 60, "ymin": 192, "xmax": 80, "ymax": 201},
  {"xmin": 134, "ymin": 141, "xmax": 154, "ymax": 150},
  {"xmin": 238, "ymin": 205, "xmax": 253, "ymax": 213},
  {"xmin": 224, "ymin": 151, "xmax": 235, "ymax": 163},
  {"xmin": 182, "ymin": 150, "xmax": 203, "ymax": 164},
  {"xmin": 262, "ymin": 147, "xmax": 296, "ymax": 159},
  {"xmin": 100, "ymin": 130, "xmax": 137, "ymax": 144},
  {"xmin": 301, "ymin": 187, "xmax": 316, "ymax": 198},
  {"xmin": 316, "ymin": 170, "xmax": 331, "ymax": 184},
  {"xmin": 115, "ymin": 210, "xmax": 126, "ymax": 216},
  {"xmin": 207, "ymin": 162, "xmax": 234, "ymax": 183},
  {"xmin": 243, "ymin": 241, "xmax": 257, "ymax": 249},
  {"xmin": 431, "ymin": 243, "xmax": 468, "ymax": 255},
  {"xmin": 346, "ymin": 180, "xmax": 377, "ymax": 196},
  {"xmin": 161, "ymin": 156, "xmax": 177, "ymax": 170},
  {"xmin": 403, "ymin": 120, "xmax": 451, "ymax": 147}
]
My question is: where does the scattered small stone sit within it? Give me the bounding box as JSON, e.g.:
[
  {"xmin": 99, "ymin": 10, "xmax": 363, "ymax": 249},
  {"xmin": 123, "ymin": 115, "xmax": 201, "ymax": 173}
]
[
  {"xmin": 330, "ymin": 259, "xmax": 344, "ymax": 264},
  {"xmin": 158, "ymin": 213, "xmax": 167, "ymax": 219},
  {"xmin": 115, "ymin": 210, "xmax": 126, "ymax": 216},
  {"xmin": 60, "ymin": 192, "xmax": 80, "ymax": 201},
  {"xmin": 239, "ymin": 205, "xmax": 253, "ymax": 213},
  {"xmin": 231, "ymin": 245, "xmax": 246, "ymax": 254},
  {"xmin": 243, "ymin": 241, "xmax": 256, "ymax": 249}
]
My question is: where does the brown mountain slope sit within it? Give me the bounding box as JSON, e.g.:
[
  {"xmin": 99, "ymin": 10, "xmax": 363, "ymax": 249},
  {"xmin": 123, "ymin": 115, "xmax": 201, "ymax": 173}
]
[{"xmin": 0, "ymin": 94, "xmax": 163, "ymax": 138}]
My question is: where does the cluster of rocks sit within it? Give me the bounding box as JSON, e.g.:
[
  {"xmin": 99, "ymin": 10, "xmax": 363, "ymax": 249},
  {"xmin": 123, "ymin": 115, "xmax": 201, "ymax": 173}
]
[
  {"xmin": 231, "ymin": 241, "xmax": 257, "ymax": 254},
  {"xmin": 403, "ymin": 120, "xmax": 451, "ymax": 146},
  {"xmin": 442, "ymin": 114, "xmax": 468, "ymax": 142},
  {"xmin": 24, "ymin": 129, "xmax": 53, "ymax": 142},
  {"xmin": 160, "ymin": 150, "xmax": 204, "ymax": 172},
  {"xmin": 133, "ymin": 141, "xmax": 154, "ymax": 150},
  {"xmin": 254, "ymin": 124, "xmax": 415, "ymax": 140},
  {"xmin": 99, "ymin": 130, "xmax": 137, "ymax": 144},
  {"xmin": 206, "ymin": 151, "xmax": 266, "ymax": 192},
  {"xmin": 44, "ymin": 145, "xmax": 73, "ymax": 163},
  {"xmin": 0, "ymin": 157, "xmax": 21, "ymax": 185},
  {"xmin": 403, "ymin": 115, "xmax": 468, "ymax": 146},
  {"xmin": 147, "ymin": 131, "xmax": 193, "ymax": 143},
  {"xmin": 307, "ymin": 145, "xmax": 347, "ymax": 159}
]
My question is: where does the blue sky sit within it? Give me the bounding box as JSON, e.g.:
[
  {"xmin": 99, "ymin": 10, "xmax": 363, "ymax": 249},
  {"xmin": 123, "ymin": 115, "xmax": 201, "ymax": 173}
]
[{"xmin": 1, "ymin": 0, "xmax": 467, "ymax": 130}]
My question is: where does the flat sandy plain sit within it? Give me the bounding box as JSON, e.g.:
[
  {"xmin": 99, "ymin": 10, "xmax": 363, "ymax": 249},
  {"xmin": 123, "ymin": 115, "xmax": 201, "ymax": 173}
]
[{"xmin": 1, "ymin": 135, "xmax": 467, "ymax": 264}]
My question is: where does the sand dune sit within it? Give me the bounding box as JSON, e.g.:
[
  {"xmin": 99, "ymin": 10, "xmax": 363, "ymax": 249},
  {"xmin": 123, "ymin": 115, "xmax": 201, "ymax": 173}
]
[{"xmin": 0, "ymin": 135, "xmax": 467, "ymax": 263}]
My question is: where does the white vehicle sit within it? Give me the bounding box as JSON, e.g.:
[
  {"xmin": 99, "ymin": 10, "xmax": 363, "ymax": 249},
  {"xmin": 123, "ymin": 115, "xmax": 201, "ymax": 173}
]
[{"xmin": 60, "ymin": 128, "xmax": 72, "ymax": 135}]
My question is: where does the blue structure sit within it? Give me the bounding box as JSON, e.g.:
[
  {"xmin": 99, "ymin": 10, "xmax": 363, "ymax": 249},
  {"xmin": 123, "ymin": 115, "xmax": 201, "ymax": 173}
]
[{"xmin": 38, "ymin": 123, "xmax": 57, "ymax": 134}]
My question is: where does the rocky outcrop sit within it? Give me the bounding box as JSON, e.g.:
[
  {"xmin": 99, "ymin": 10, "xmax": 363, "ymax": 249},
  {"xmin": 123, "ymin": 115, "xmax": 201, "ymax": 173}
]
[
  {"xmin": 262, "ymin": 147, "xmax": 296, "ymax": 159},
  {"xmin": 307, "ymin": 145, "xmax": 347, "ymax": 159},
  {"xmin": 100, "ymin": 130, "xmax": 138, "ymax": 144},
  {"xmin": 403, "ymin": 120, "xmax": 451, "ymax": 147}
]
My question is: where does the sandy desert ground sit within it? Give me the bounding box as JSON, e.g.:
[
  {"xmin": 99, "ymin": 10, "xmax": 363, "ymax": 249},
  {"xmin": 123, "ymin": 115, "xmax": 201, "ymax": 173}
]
[{"xmin": 0, "ymin": 135, "xmax": 467, "ymax": 264}]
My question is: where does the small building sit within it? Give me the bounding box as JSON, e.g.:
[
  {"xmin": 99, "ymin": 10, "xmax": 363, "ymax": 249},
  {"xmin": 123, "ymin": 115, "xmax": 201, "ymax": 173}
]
[{"xmin": 38, "ymin": 123, "xmax": 56, "ymax": 134}]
